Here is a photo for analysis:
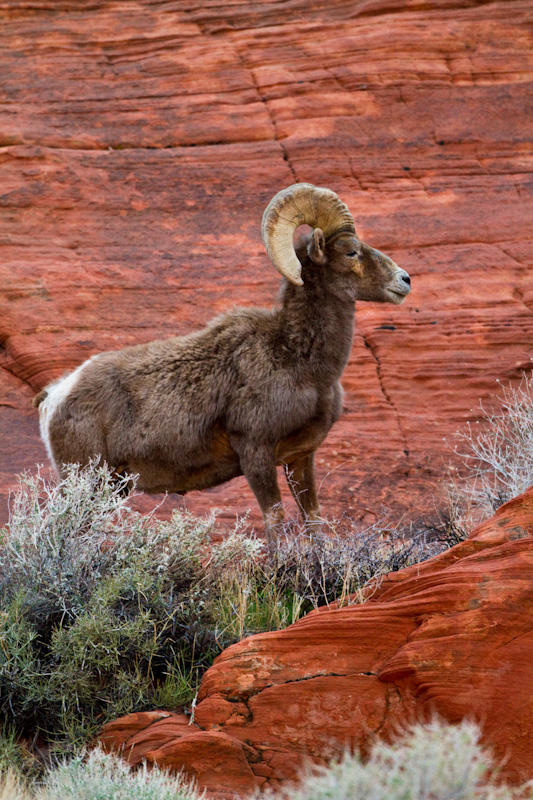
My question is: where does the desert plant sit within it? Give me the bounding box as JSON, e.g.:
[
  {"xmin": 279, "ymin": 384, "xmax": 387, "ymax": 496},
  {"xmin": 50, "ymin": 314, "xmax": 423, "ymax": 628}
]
[
  {"xmin": 3, "ymin": 718, "xmax": 528, "ymax": 800},
  {"xmin": 0, "ymin": 769, "xmax": 33, "ymax": 800},
  {"xmin": 272, "ymin": 718, "xmax": 531, "ymax": 800},
  {"xmin": 207, "ymin": 520, "xmax": 443, "ymax": 641},
  {"xmin": 36, "ymin": 748, "xmax": 200, "ymax": 800},
  {"xmin": 0, "ymin": 463, "xmax": 444, "ymax": 768},
  {"xmin": 460, "ymin": 376, "xmax": 533, "ymax": 506},
  {"xmin": 440, "ymin": 373, "xmax": 533, "ymax": 536},
  {"xmin": 0, "ymin": 727, "xmax": 41, "ymax": 786},
  {"xmin": 0, "ymin": 464, "xmax": 218, "ymax": 753}
]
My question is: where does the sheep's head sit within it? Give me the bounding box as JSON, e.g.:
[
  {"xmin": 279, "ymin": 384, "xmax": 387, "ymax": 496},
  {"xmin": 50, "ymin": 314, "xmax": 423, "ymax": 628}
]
[{"xmin": 262, "ymin": 183, "xmax": 411, "ymax": 304}]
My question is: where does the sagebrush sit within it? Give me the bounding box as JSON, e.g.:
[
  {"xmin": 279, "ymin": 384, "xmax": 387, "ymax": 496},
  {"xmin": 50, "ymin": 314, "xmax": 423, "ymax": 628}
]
[
  {"xmin": 0, "ymin": 720, "xmax": 531, "ymax": 800},
  {"xmin": 0, "ymin": 463, "xmax": 442, "ymax": 764},
  {"xmin": 0, "ymin": 464, "xmax": 219, "ymax": 753},
  {"xmin": 271, "ymin": 718, "xmax": 531, "ymax": 800}
]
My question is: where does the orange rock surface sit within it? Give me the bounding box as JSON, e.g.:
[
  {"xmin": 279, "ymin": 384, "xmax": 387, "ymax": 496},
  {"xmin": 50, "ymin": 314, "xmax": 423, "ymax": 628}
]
[
  {"xmin": 100, "ymin": 487, "xmax": 533, "ymax": 793},
  {"xmin": 1, "ymin": 0, "xmax": 532, "ymax": 528}
]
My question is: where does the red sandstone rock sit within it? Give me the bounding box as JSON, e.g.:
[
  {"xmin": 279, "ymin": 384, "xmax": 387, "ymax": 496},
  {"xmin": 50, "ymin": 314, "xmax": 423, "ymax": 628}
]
[
  {"xmin": 144, "ymin": 731, "xmax": 261, "ymax": 797},
  {"xmin": 99, "ymin": 487, "xmax": 533, "ymax": 792},
  {"xmin": 4, "ymin": 1, "xmax": 533, "ymax": 794},
  {"xmin": 99, "ymin": 710, "xmax": 177, "ymax": 754},
  {"xmin": 1, "ymin": 1, "xmax": 532, "ymax": 529},
  {"xmin": 100, "ymin": 711, "xmax": 193, "ymax": 766}
]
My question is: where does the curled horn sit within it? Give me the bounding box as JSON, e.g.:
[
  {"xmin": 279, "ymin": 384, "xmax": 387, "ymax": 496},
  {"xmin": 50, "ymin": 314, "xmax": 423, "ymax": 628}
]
[{"xmin": 261, "ymin": 183, "xmax": 356, "ymax": 286}]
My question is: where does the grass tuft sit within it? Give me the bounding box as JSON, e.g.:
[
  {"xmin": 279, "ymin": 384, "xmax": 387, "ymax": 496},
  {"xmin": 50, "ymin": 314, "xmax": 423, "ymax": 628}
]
[{"xmin": 208, "ymin": 520, "xmax": 442, "ymax": 640}]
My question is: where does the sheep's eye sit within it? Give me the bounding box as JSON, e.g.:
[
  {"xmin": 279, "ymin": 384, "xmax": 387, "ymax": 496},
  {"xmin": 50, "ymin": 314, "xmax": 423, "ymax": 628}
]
[{"xmin": 347, "ymin": 251, "xmax": 359, "ymax": 258}]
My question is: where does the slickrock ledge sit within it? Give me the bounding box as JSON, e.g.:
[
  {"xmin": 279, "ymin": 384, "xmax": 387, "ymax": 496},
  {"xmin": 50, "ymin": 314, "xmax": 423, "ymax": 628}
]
[
  {"xmin": 1, "ymin": 0, "xmax": 532, "ymax": 528},
  {"xmin": 100, "ymin": 487, "xmax": 533, "ymax": 794}
]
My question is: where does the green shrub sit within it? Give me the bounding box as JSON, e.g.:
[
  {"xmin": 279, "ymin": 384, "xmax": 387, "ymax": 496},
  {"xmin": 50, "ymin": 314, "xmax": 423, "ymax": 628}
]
[
  {"xmin": 0, "ymin": 727, "xmax": 41, "ymax": 787},
  {"xmin": 0, "ymin": 464, "xmax": 218, "ymax": 752},
  {"xmin": 0, "ymin": 463, "xmax": 443, "ymax": 766}
]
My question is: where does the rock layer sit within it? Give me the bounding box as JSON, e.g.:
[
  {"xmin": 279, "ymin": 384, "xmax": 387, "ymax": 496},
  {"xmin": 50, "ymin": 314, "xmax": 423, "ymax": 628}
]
[
  {"xmin": 100, "ymin": 487, "xmax": 533, "ymax": 793},
  {"xmin": 1, "ymin": 1, "xmax": 532, "ymax": 528}
]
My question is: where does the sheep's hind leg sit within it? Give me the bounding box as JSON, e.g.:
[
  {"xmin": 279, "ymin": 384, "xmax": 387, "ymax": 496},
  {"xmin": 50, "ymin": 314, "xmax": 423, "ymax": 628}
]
[
  {"xmin": 284, "ymin": 452, "xmax": 323, "ymax": 535},
  {"xmin": 233, "ymin": 439, "xmax": 284, "ymax": 552}
]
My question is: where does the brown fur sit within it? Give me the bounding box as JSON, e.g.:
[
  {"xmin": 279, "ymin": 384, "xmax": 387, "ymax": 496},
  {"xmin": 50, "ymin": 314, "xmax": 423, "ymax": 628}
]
[
  {"xmin": 42, "ymin": 221, "xmax": 410, "ymax": 544},
  {"xmin": 32, "ymin": 389, "xmax": 48, "ymax": 408}
]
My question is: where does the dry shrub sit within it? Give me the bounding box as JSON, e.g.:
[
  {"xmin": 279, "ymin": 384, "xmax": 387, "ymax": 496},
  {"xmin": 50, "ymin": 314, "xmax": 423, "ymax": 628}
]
[
  {"xmin": 0, "ymin": 463, "xmax": 442, "ymax": 764},
  {"xmin": 36, "ymin": 748, "xmax": 199, "ymax": 800},
  {"xmin": 207, "ymin": 518, "xmax": 443, "ymax": 641},
  {"xmin": 439, "ymin": 374, "xmax": 533, "ymax": 540},
  {"xmin": 0, "ymin": 770, "xmax": 33, "ymax": 800},
  {"xmin": 2, "ymin": 720, "xmax": 529, "ymax": 800},
  {"xmin": 272, "ymin": 719, "xmax": 532, "ymax": 800}
]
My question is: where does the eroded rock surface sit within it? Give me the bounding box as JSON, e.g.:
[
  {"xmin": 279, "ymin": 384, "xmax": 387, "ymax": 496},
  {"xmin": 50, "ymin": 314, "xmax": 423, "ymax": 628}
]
[
  {"xmin": 100, "ymin": 487, "xmax": 533, "ymax": 793},
  {"xmin": 1, "ymin": 1, "xmax": 532, "ymax": 529}
]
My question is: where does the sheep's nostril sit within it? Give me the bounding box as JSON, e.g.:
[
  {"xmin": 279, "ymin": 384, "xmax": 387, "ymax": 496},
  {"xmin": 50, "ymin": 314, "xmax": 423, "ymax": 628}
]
[{"xmin": 402, "ymin": 274, "xmax": 411, "ymax": 286}]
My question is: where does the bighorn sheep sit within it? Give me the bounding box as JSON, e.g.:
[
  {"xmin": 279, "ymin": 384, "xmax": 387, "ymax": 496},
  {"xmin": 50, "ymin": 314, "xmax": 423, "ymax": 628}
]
[{"xmin": 34, "ymin": 184, "xmax": 410, "ymax": 544}]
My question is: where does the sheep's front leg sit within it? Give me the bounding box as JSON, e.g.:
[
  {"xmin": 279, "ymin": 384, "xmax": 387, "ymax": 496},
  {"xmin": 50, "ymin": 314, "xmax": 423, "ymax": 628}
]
[
  {"xmin": 284, "ymin": 451, "xmax": 322, "ymax": 531},
  {"xmin": 234, "ymin": 439, "xmax": 284, "ymax": 549}
]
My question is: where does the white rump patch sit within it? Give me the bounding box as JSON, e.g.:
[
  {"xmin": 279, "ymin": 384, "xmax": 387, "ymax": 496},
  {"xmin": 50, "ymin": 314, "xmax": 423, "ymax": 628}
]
[{"xmin": 39, "ymin": 356, "xmax": 98, "ymax": 473}]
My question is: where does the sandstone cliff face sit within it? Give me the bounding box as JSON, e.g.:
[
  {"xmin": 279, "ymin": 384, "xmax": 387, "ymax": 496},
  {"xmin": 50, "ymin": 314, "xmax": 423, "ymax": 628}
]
[
  {"xmin": 1, "ymin": 0, "xmax": 532, "ymax": 527},
  {"xmin": 100, "ymin": 487, "xmax": 533, "ymax": 795}
]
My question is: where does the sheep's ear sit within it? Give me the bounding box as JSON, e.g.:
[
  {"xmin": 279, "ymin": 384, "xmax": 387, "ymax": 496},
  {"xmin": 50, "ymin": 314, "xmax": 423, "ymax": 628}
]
[{"xmin": 308, "ymin": 228, "xmax": 328, "ymax": 266}]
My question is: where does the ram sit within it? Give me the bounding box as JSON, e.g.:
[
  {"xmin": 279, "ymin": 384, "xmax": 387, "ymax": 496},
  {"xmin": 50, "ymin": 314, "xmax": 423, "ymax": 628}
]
[{"xmin": 35, "ymin": 184, "xmax": 410, "ymax": 544}]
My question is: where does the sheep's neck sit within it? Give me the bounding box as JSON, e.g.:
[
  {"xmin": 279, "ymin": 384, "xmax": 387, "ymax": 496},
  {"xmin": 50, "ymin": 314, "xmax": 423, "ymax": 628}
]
[{"xmin": 279, "ymin": 278, "xmax": 355, "ymax": 384}]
